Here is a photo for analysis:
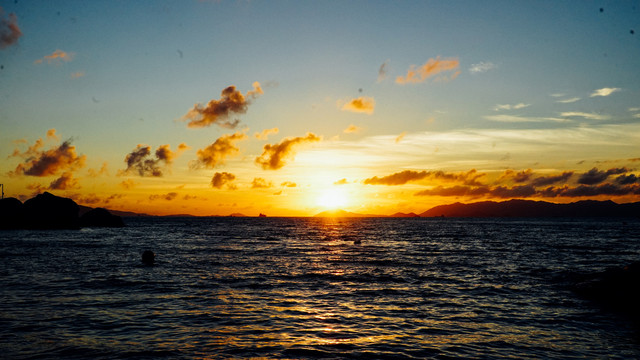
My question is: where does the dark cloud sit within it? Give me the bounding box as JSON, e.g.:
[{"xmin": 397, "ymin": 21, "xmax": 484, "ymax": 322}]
[
  {"xmin": 498, "ymin": 169, "xmax": 533, "ymax": 183},
  {"xmin": 49, "ymin": 172, "xmax": 80, "ymax": 190},
  {"xmin": 211, "ymin": 172, "xmax": 236, "ymax": 189},
  {"xmin": 540, "ymin": 184, "xmax": 640, "ymax": 197},
  {"xmin": 577, "ymin": 167, "xmax": 629, "ymax": 185},
  {"xmin": 9, "ymin": 137, "xmax": 86, "ymax": 177},
  {"xmin": 255, "ymin": 133, "xmax": 321, "ymax": 170},
  {"xmin": 193, "ymin": 132, "xmax": 247, "ymax": 169},
  {"xmin": 120, "ymin": 144, "xmax": 184, "ymax": 177},
  {"xmin": 182, "ymin": 82, "xmax": 262, "ymax": 128},
  {"xmin": 149, "ymin": 192, "xmax": 178, "ymax": 201},
  {"xmin": 531, "ymin": 171, "xmax": 573, "ymax": 186},
  {"xmin": 377, "ymin": 60, "xmax": 390, "ymax": 82},
  {"xmin": 0, "ymin": 8, "xmax": 22, "ymax": 49},
  {"xmin": 615, "ymin": 174, "xmax": 639, "ymax": 185}
]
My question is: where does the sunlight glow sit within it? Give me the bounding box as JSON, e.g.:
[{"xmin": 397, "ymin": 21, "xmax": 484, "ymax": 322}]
[{"xmin": 317, "ymin": 187, "xmax": 349, "ymax": 209}]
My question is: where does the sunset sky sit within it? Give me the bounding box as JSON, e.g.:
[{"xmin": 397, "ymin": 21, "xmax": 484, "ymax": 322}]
[{"xmin": 1, "ymin": 1, "xmax": 639, "ymax": 216}]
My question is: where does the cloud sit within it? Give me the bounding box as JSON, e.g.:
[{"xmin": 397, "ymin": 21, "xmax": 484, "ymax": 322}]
[
  {"xmin": 530, "ymin": 171, "xmax": 574, "ymax": 187},
  {"xmin": 334, "ymin": 178, "xmax": 348, "ymax": 185},
  {"xmin": 395, "ymin": 131, "xmax": 407, "ymax": 143},
  {"xmin": 49, "ymin": 172, "xmax": 80, "ymax": 190},
  {"xmin": 363, "ymin": 169, "xmax": 485, "ymax": 186},
  {"xmin": 414, "ymin": 184, "xmax": 537, "ymax": 198},
  {"xmin": 211, "ymin": 172, "xmax": 236, "ymax": 189},
  {"xmin": 341, "ymin": 96, "xmax": 375, "ymax": 114},
  {"xmin": 577, "ymin": 167, "xmax": 629, "ymax": 185},
  {"xmin": 120, "ymin": 143, "xmax": 183, "ymax": 177},
  {"xmin": 87, "ymin": 162, "xmax": 109, "ymax": 177},
  {"xmin": 498, "ymin": 169, "xmax": 533, "ymax": 183},
  {"xmin": 494, "ymin": 103, "xmax": 530, "ymax": 111},
  {"xmin": 254, "ymin": 127, "xmax": 279, "ymax": 140},
  {"xmin": 396, "ymin": 56, "xmax": 460, "ymax": 84},
  {"xmin": 251, "ymin": 177, "xmax": 273, "ymax": 188},
  {"xmin": 34, "ymin": 49, "xmax": 74, "ymax": 64},
  {"xmin": 343, "ymin": 124, "xmax": 362, "ymax": 134},
  {"xmin": 149, "ymin": 192, "xmax": 178, "ymax": 201},
  {"xmin": 255, "ymin": 132, "xmax": 321, "ymax": 170},
  {"xmin": 469, "ymin": 61, "xmax": 496, "ymax": 74},
  {"xmin": 560, "ymin": 112, "xmax": 610, "ymax": 120},
  {"xmin": 193, "ymin": 132, "xmax": 247, "ymax": 169},
  {"xmin": 9, "ymin": 137, "xmax": 86, "ymax": 177},
  {"xmin": 0, "ymin": 8, "xmax": 22, "ymax": 49},
  {"xmin": 377, "ymin": 60, "xmax": 390, "ymax": 82},
  {"xmin": 71, "ymin": 71, "xmax": 85, "ymax": 79},
  {"xmin": 281, "ymin": 181, "xmax": 297, "ymax": 187},
  {"xmin": 539, "ymin": 184, "xmax": 640, "ymax": 197},
  {"xmin": 181, "ymin": 82, "xmax": 262, "ymax": 128},
  {"xmin": 46, "ymin": 129, "xmax": 60, "ymax": 140},
  {"xmin": 590, "ymin": 87, "xmax": 620, "ymax": 97},
  {"xmin": 556, "ymin": 97, "xmax": 581, "ymax": 104},
  {"xmin": 484, "ymin": 114, "xmax": 566, "ymax": 123},
  {"xmin": 119, "ymin": 179, "xmax": 137, "ymax": 189},
  {"xmin": 615, "ymin": 174, "xmax": 639, "ymax": 185}
]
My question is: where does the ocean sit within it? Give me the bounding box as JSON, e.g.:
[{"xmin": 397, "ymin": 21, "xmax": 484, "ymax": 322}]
[{"xmin": 1, "ymin": 217, "xmax": 639, "ymax": 359}]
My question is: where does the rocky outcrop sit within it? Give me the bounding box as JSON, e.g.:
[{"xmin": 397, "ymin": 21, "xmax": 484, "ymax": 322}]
[
  {"xmin": 79, "ymin": 207, "xmax": 125, "ymax": 228},
  {"xmin": 0, "ymin": 192, "xmax": 124, "ymax": 230}
]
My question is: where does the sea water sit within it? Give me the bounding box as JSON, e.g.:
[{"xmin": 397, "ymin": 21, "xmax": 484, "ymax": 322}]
[{"xmin": 1, "ymin": 217, "xmax": 639, "ymax": 359}]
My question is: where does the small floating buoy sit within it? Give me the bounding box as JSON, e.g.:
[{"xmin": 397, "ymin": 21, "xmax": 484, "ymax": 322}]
[{"xmin": 142, "ymin": 250, "xmax": 155, "ymax": 265}]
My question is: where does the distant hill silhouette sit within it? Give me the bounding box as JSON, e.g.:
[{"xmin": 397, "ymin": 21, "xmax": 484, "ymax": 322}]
[{"xmin": 420, "ymin": 199, "xmax": 640, "ymax": 218}]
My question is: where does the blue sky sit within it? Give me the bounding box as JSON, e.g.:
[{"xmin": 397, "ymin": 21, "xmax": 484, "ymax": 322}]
[{"xmin": 1, "ymin": 1, "xmax": 639, "ymax": 215}]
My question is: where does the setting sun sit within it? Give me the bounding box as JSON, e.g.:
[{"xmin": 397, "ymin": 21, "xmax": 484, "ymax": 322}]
[{"xmin": 317, "ymin": 188, "xmax": 349, "ymax": 209}]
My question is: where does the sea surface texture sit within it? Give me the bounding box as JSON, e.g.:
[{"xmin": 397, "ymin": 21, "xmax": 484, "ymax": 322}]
[{"xmin": 1, "ymin": 217, "xmax": 639, "ymax": 359}]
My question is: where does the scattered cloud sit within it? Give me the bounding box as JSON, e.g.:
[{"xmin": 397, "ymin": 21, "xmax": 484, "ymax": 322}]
[
  {"xmin": 211, "ymin": 172, "xmax": 236, "ymax": 189},
  {"xmin": 46, "ymin": 129, "xmax": 60, "ymax": 140},
  {"xmin": 341, "ymin": 96, "xmax": 375, "ymax": 114},
  {"xmin": 149, "ymin": 192, "xmax": 178, "ymax": 201},
  {"xmin": 87, "ymin": 162, "xmax": 109, "ymax": 177},
  {"xmin": 396, "ymin": 56, "xmax": 460, "ymax": 84},
  {"xmin": 251, "ymin": 177, "xmax": 273, "ymax": 188},
  {"xmin": 493, "ymin": 103, "xmax": 530, "ymax": 111},
  {"xmin": 629, "ymin": 107, "xmax": 640, "ymax": 112},
  {"xmin": 334, "ymin": 178, "xmax": 348, "ymax": 185},
  {"xmin": 530, "ymin": 171, "xmax": 574, "ymax": 187},
  {"xmin": 181, "ymin": 82, "xmax": 262, "ymax": 128},
  {"xmin": 71, "ymin": 71, "xmax": 85, "ymax": 79},
  {"xmin": 560, "ymin": 111, "xmax": 610, "ymax": 120},
  {"xmin": 34, "ymin": 49, "xmax": 74, "ymax": 64},
  {"xmin": 119, "ymin": 179, "xmax": 137, "ymax": 189},
  {"xmin": 469, "ymin": 61, "xmax": 496, "ymax": 74},
  {"xmin": 484, "ymin": 114, "xmax": 566, "ymax": 123},
  {"xmin": 615, "ymin": 174, "xmax": 639, "ymax": 185},
  {"xmin": 255, "ymin": 132, "xmax": 321, "ymax": 170},
  {"xmin": 254, "ymin": 127, "xmax": 279, "ymax": 140},
  {"xmin": 192, "ymin": 132, "xmax": 247, "ymax": 169},
  {"xmin": 498, "ymin": 169, "xmax": 533, "ymax": 183},
  {"xmin": 49, "ymin": 172, "xmax": 80, "ymax": 190},
  {"xmin": 556, "ymin": 97, "xmax": 581, "ymax": 104},
  {"xmin": 395, "ymin": 131, "xmax": 407, "ymax": 143},
  {"xmin": 120, "ymin": 143, "xmax": 183, "ymax": 177},
  {"xmin": 9, "ymin": 135, "xmax": 86, "ymax": 177},
  {"xmin": 377, "ymin": 60, "xmax": 390, "ymax": 82},
  {"xmin": 343, "ymin": 124, "xmax": 362, "ymax": 134},
  {"xmin": 363, "ymin": 169, "xmax": 485, "ymax": 186},
  {"xmin": 0, "ymin": 8, "xmax": 22, "ymax": 49},
  {"xmin": 281, "ymin": 181, "xmax": 297, "ymax": 187},
  {"xmin": 590, "ymin": 87, "xmax": 620, "ymax": 97},
  {"xmin": 634, "ymin": 114, "xmax": 640, "ymax": 119}
]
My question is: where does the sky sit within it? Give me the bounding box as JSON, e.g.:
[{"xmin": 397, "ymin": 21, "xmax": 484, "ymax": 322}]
[{"xmin": 1, "ymin": 0, "xmax": 639, "ymax": 216}]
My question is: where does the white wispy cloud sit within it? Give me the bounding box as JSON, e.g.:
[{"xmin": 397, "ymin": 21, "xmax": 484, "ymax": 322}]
[
  {"xmin": 560, "ymin": 111, "xmax": 610, "ymax": 120},
  {"xmin": 556, "ymin": 97, "xmax": 581, "ymax": 104},
  {"xmin": 550, "ymin": 93, "xmax": 566, "ymax": 98},
  {"xmin": 484, "ymin": 114, "xmax": 566, "ymax": 123},
  {"xmin": 493, "ymin": 103, "xmax": 530, "ymax": 111},
  {"xmin": 628, "ymin": 107, "xmax": 640, "ymax": 112},
  {"xmin": 469, "ymin": 61, "xmax": 496, "ymax": 74},
  {"xmin": 590, "ymin": 87, "xmax": 620, "ymax": 97},
  {"xmin": 633, "ymin": 114, "xmax": 640, "ymax": 119}
]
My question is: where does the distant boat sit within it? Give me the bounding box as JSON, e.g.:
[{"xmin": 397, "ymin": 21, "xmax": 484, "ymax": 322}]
[{"xmin": 259, "ymin": 213, "xmax": 267, "ymax": 217}]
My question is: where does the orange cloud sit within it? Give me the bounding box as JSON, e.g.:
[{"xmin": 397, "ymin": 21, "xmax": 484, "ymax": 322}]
[
  {"xmin": 363, "ymin": 169, "xmax": 485, "ymax": 186},
  {"xmin": 87, "ymin": 162, "xmax": 109, "ymax": 177},
  {"xmin": 281, "ymin": 181, "xmax": 297, "ymax": 187},
  {"xmin": 46, "ymin": 129, "xmax": 60, "ymax": 140},
  {"xmin": 149, "ymin": 192, "xmax": 178, "ymax": 201},
  {"xmin": 251, "ymin": 177, "xmax": 273, "ymax": 188},
  {"xmin": 9, "ymin": 136, "xmax": 86, "ymax": 177},
  {"xmin": 34, "ymin": 49, "xmax": 74, "ymax": 64},
  {"xmin": 211, "ymin": 172, "xmax": 236, "ymax": 189},
  {"xmin": 396, "ymin": 56, "xmax": 460, "ymax": 84},
  {"xmin": 119, "ymin": 179, "xmax": 137, "ymax": 189},
  {"xmin": 255, "ymin": 132, "xmax": 321, "ymax": 170},
  {"xmin": 395, "ymin": 131, "xmax": 407, "ymax": 143},
  {"xmin": 0, "ymin": 8, "xmax": 22, "ymax": 49},
  {"xmin": 70, "ymin": 71, "xmax": 85, "ymax": 79},
  {"xmin": 343, "ymin": 124, "xmax": 362, "ymax": 134},
  {"xmin": 341, "ymin": 96, "xmax": 375, "ymax": 114},
  {"xmin": 193, "ymin": 132, "xmax": 247, "ymax": 169},
  {"xmin": 254, "ymin": 127, "xmax": 279, "ymax": 140},
  {"xmin": 49, "ymin": 172, "xmax": 80, "ymax": 190},
  {"xmin": 334, "ymin": 178, "xmax": 348, "ymax": 185},
  {"xmin": 182, "ymin": 82, "xmax": 262, "ymax": 128}
]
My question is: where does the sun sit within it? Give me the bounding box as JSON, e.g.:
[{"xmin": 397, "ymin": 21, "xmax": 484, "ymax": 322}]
[{"xmin": 317, "ymin": 187, "xmax": 349, "ymax": 209}]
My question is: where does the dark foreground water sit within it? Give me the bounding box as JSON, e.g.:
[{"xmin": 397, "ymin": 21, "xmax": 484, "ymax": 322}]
[{"xmin": 1, "ymin": 217, "xmax": 640, "ymax": 359}]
